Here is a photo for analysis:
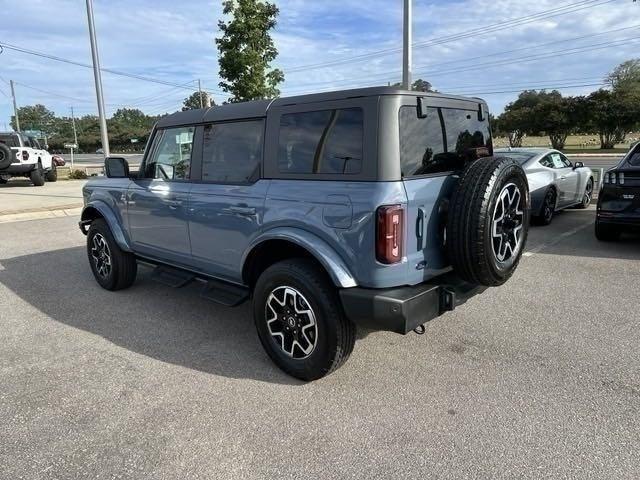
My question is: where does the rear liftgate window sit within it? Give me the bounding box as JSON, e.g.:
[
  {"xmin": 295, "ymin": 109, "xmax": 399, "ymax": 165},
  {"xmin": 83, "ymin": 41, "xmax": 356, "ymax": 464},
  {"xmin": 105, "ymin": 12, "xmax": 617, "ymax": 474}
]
[
  {"xmin": 399, "ymin": 105, "xmax": 492, "ymax": 177},
  {"xmin": 278, "ymin": 108, "xmax": 363, "ymax": 175}
]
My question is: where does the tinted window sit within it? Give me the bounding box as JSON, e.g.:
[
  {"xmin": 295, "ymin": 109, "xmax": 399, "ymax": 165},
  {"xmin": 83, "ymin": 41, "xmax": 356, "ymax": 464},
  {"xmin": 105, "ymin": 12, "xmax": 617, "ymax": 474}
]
[
  {"xmin": 278, "ymin": 108, "xmax": 363, "ymax": 174},
  {"xmin": 202, "ymin": 120, "xmax": 264, "ymax": 183},
  {"xmin": 399, "ymin": 106, "xmax": 492, "ymax": 177},
  {"xmin": 144, "ymin": 126, "xmax": 194, "ymax": 180},
  {"xmin": 30, "ymin": 137, "xmax": 41, "ymax": 149},
  {"xmin": 0, "ymin": 134, "xmax": 20, "ymax": 148},
  {"xmin": 627, "ymin": 144, "xmax": 640, "ymax": 166}
]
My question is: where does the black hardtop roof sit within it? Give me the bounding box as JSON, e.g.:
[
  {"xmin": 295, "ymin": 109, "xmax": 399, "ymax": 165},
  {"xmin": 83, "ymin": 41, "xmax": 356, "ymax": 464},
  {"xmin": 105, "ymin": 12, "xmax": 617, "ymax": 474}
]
[{"xmin": 155, "ymin": 86, "xmax": 486, "ymax": 128}]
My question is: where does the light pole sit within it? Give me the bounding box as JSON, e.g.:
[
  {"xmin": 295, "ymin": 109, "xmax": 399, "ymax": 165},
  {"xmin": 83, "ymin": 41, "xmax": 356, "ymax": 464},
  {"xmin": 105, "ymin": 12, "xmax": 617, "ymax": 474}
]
[
  {"xmin": 86, "ymin": 0, "xmax": 110, "ymax": 157},
  {"xmin": 10, "ymin": 80, "xmax": 20, "ymax": 132},
  {"xmin": 402, "ymin": 0, "xmax": 412, "ymax": 90}
]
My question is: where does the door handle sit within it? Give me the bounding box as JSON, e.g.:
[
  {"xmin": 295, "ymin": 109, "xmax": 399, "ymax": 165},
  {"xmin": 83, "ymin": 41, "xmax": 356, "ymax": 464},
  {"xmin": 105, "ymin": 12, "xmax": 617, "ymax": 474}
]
[
  {"xmin": 560, "ymin": 176, "xmax": 567, "ymax": 180},
  {"xmin": 229, "ymin": 206, "xmax": 256, "ymax": 216}
]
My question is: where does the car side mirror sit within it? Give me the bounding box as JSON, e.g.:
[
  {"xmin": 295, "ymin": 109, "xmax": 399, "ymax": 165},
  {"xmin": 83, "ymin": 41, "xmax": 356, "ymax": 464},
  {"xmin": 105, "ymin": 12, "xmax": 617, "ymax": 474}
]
[
  {"xmin": 574, "ymin": 161, "xmax": 584, "ymax": 169},
  {"xmin": 105, "ymin": 157, "xmax": 130, "ymax": 178}
]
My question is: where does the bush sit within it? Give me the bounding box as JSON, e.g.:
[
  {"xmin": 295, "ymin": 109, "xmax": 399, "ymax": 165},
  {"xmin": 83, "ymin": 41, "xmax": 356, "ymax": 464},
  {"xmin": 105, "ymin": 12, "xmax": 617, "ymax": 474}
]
[{"xmin": 68, "ymin": 169, "xmax": 88, "ymax": 180}]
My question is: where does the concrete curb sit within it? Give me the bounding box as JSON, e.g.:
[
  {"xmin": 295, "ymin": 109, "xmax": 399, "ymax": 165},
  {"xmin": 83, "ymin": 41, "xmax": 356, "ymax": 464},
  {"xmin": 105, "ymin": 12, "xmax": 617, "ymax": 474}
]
[{"xmin": 0, "ymin": 207, "xmax": 82, "ymax": 224}]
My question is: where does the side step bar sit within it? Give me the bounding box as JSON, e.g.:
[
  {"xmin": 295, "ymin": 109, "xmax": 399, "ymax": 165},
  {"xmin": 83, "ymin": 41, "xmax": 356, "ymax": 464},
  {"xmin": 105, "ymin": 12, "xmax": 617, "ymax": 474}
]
[{"xmin": 149, "ymin": 264, "xmax": 248, "ymax": 307}]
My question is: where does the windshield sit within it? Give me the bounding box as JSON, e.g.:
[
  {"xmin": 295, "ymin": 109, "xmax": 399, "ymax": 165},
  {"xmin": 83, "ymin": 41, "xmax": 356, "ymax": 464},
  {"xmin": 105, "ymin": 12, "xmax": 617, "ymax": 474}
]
[
  {"xmin": 0, "ymin": 134, "xmax": 20, "ymax": 148},
  {"xmin": 497, "ymin": 152, "xmax": 536, "ymax": 166}
]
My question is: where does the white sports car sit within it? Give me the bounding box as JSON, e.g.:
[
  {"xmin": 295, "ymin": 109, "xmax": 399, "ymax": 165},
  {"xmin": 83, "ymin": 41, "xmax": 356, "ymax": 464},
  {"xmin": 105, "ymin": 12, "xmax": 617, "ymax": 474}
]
[{"xmin": 495, "ymin": 148, "xmax": 594, "ymax": 225}]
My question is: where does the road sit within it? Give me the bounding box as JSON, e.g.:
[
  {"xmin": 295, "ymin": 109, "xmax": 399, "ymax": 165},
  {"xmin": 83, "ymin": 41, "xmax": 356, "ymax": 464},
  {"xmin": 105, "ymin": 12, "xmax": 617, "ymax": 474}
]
[
  {"xmin": 0, "ymin": 209, "xmax": 638, "ymax": 478},
  {"xmin": 61, "ymin": 153, "xmax": 624, "ymax": 170}
]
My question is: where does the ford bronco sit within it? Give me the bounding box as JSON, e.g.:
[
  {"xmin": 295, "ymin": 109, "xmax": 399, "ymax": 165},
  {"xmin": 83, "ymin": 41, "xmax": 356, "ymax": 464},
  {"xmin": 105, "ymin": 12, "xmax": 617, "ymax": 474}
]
[
  {"xmin": 0, "ymin": 132, "xmax": 57, "ymax": 186},
  {"xmin": 80, "ymin": 87, "xmax": 530, "ymax": 380}
]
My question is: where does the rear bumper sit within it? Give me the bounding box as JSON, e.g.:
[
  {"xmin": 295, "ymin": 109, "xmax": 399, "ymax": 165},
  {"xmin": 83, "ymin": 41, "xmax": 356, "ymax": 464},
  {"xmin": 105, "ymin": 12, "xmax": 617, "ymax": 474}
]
[
  {"xmin": 1, "ymin": 163, "xmax": 35, "ymax": 174},
  {"xmin": 339, "ymin": 272, "xmax": 486, "ymax": 334},
  {"xmin": 597, "ymin": 211, "xmax": 640, "ymax": 227}
]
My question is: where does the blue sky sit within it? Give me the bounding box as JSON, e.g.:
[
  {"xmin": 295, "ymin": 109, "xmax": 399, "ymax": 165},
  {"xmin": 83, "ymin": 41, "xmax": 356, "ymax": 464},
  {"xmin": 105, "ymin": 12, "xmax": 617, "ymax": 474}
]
[{"xmin": 0, "ymin": 0, "xmax": 639, "ymax": 127}]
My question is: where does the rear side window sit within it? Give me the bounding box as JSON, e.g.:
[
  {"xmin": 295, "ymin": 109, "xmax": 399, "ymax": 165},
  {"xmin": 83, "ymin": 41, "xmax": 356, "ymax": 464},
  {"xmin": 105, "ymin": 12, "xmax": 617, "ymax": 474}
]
[
  {"xmin": 399, "ymin": 105, "xmax": 492, "ymax": 177},
  {"xmin": 278, "ymin": 108, "xmax": 363, "ymax": 175},
  {"xmin": 202, "ymin": 120, "xmax": 264, "ymax": 183},
  {"xmin": 627, "ymin": 144, "xmax": 640, "ymax": 166}
]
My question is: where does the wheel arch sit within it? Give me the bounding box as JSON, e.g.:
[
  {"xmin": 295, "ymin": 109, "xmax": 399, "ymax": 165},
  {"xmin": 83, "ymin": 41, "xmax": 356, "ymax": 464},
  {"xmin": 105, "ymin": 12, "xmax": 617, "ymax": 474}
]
[
  {"xmin": 242, "ymin": 229, "xmax": 357, "ymax": 289},
  {"xmin": 81, "ymin": 201, "xmax": 132, "ymax": 252}
]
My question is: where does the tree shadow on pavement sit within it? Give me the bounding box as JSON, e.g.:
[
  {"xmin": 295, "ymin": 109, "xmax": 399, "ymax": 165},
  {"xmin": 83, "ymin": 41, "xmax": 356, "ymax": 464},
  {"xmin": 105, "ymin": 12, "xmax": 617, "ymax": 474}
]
[{"xmin": 0, "ymin": 246, "xmax": 302, "ymax": 385}]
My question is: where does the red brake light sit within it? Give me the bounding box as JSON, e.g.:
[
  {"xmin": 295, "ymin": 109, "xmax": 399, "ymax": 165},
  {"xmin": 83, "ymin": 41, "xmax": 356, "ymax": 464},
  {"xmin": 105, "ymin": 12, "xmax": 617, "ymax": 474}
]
[
  {"xmin": 376, "ymin": 205, "xmax": 404, "ymax": 264},
  {"xmin": 22, "ymin": 150, "xmax": 29, "ymax": 161}
]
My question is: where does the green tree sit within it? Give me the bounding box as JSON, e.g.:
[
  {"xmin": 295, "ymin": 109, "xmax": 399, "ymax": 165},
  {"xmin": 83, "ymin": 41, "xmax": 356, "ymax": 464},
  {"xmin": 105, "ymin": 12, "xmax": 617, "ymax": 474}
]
[
  {"xmin": 605, "ymin": 59, "xmax": 640, "ymax": 95},
  {"xmin": 584, "ymin": 89, "xmax": 639, "ymax": 149},
  {"xmin": 182, "ymin": 91, "xmax": 214, "ymax": 110},
  {"xmin": 216, "ymin": 0, "xmax": 284, "ymax": 102},
  {"xmin": 11, "ymin": 104, "xmax": 56, "ymax": 135},
  {"xmin": 392, "ymin": 78, "xmax": 434, "ymax": 91}
]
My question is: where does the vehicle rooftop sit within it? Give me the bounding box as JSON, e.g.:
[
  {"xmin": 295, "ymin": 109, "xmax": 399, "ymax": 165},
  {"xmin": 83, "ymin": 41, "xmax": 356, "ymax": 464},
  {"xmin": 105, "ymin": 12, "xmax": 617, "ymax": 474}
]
[
  {"xmin": 156, "ymin": 86, "xmax": 487, "ymax": 128},
  {"xmin": 495, "ymin": 147, "xmax": 555, "ymax": 154}
]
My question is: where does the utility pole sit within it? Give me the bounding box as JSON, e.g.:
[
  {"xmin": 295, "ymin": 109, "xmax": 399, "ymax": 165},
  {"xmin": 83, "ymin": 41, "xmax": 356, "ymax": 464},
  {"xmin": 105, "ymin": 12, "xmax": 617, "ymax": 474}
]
[
  {"xmin": 402, "ymin": 0, "xmax": 412, "ymax": 90},
  {"xmin": 71, "ymin": 107, "xmax": 78, "ymax": 147},
  {"xmin": 85, "ymin": 0, "xmax": 110, "ymax": 157},
  {"xmin": 70, "ymin": 106, "xmax": 78, "ymax": 170},
  {"xmin": 10, "ymin": 80, "xmax": 20, "ymax": 132},
  {"xmin": 198, "ymin": 79, "xmax": 204, "ymax": 108}
]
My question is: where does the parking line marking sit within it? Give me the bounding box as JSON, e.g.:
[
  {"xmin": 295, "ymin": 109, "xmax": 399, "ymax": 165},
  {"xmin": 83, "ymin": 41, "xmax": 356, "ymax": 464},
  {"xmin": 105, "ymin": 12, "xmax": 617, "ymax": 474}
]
[{"xmin": 523, "ymin": 220, "xmax": 595, "ymax": 257}]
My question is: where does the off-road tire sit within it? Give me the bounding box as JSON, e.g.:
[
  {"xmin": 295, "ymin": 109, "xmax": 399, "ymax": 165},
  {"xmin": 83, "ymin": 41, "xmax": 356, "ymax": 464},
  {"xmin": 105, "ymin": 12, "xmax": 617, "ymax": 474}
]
[
  {"xmin": 595, "ymin": 220, "xmax": 620, "ymax": 242},
  {"xmin": 30, "ymin": 162, "xmax": 45, "ymax": 186},
  {"xmin": 253, "ymin": 259, "xmax": 356, "ymax": 381},
  {"xmin": 87, "ymin": 218, "xmax": 137, "ymax": 290},
  {"xmin": 533, "ymin": 188, "xmax": 556, "ymax": 225},
  {"xmin": 0, "ymin": 143, "xmax": 13, "ymax": 170},
  {"xmin": 45, "ymin": 162, "xmax": 58, "ymax": 182},
  {"xmin": 447, "ymin": 157, "xmax": 530, "ymax": 287}
]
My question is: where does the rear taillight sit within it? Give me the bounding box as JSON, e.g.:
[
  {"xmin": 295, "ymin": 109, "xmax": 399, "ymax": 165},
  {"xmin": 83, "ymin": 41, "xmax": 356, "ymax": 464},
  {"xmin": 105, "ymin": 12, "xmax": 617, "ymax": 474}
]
[
  {"xmin": 22, "ymin": 150, "xmax": 29, "ymax": 161},
  {"xmin": 376, "ymin": 205, "xmax": 404, "ymax": 264}
]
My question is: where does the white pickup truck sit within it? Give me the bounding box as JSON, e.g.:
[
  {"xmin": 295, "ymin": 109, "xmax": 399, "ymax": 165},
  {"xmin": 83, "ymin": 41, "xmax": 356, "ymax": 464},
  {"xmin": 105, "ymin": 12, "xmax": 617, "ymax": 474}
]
[{"xmin": 0, "ymin": 131, "xmax": 57, "ymax": 186}]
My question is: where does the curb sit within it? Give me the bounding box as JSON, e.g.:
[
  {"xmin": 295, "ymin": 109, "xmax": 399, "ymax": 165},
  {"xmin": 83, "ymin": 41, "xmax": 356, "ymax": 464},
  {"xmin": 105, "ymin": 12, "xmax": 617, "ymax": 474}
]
[{"xmin": 0, "ymin": 207, "xmax": 82, "ymax": 224}]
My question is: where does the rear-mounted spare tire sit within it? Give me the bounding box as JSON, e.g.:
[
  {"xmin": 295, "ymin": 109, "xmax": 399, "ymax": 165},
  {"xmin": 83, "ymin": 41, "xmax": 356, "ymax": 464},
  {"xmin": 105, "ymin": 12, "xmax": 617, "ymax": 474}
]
[
  {"xmin": 446, "ymin": 157, "xmax": 530, "ymax": 287},
  {"xmin": 0, "ymin": 143, "xmax": 12, "ymax": 170}
]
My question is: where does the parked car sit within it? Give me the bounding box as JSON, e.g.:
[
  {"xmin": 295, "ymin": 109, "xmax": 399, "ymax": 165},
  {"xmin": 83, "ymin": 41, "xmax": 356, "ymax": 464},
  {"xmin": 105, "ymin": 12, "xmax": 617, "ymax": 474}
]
[
  {"xmin": 596, "ymin": 142, "xmax": 640, "ymax": 240},
  {"xmin": 80, "ymin": 87, "xmax": 530, "ymax": 380},
  {"xmin": 0, "ymin": 132, "xmax": 57, "ymax": 186},
  {"xmin": 495, "ymin": 148, "xmax": 594, "ymax": 225},
  {"xmin": 52, "ymin": 154, "xmax": 66, "ymax": 167}
]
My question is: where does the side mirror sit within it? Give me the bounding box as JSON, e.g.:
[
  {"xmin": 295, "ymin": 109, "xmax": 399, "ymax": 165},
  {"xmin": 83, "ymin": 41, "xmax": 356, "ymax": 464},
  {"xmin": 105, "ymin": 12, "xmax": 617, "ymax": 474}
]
[
  {"xmin": 105, "ymin": 157, "xmax": 130, "ymax": 178},
  {"xmin": 574, "ymin": 161, "xmax": 584, "ymax": 169}
]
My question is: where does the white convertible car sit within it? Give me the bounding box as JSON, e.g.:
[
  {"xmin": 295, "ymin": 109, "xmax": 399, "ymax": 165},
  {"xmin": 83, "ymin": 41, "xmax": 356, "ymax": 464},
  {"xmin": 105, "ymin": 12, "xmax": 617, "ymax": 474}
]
[{"xmin": 495, "ymin": 148, "xmax": 594, "ymax": 225}]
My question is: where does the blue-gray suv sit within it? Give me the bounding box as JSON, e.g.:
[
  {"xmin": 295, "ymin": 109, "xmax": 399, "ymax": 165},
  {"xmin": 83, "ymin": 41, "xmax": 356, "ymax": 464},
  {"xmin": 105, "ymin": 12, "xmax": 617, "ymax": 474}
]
[{"xmin": 80, "ymin": 87, "xmax": 530, "ymax": 380}]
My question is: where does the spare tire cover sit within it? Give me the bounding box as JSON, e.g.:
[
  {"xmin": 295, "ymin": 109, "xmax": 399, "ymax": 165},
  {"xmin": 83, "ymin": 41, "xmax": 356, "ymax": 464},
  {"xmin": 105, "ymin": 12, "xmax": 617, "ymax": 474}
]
[{"xmin": 446, "ymin": 156, "xmax": 530, "ymax": 287}]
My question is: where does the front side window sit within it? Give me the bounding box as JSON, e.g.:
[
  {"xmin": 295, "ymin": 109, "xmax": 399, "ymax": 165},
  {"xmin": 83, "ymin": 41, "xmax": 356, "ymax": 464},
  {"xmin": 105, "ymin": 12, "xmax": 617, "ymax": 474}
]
[
  {"xmin": 30, "ymin": 137, "xmax": 41, "ymax": 149},
  {"xmin": 400, "ymin": 105, "xmax": 492, "ymax": 177},
  {"xmin": 144, "ymin": 126, "xmax": 194, "ymax": 180},
  {"xmin": 202, "ymin": 120, "xmax": 264, "ymax": 183},
  {"xmin": 278, "ymin": 108, "xmax": 363, "ymax": 175},
  {"xmin": 549, "ymin": 152, "xmax": 568, "ymax": 169}
]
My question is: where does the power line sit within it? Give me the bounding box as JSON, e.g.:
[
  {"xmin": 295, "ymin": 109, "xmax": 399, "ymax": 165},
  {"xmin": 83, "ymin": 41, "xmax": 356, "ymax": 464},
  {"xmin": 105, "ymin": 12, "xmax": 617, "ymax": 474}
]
[
  {"xmin": 0, "ymin": 40, "xmax": 224, "ymax": 95},
  {"xmin": 453, "ymin": 82, "xmax": 607, "ymax": 96},
  {"xmin": 285, "ymin": 0, "xmax": 615, "ymax": 73},
  {"xmin": 282, "ymin": 32, "xmax": 640, "ymax": 94}
]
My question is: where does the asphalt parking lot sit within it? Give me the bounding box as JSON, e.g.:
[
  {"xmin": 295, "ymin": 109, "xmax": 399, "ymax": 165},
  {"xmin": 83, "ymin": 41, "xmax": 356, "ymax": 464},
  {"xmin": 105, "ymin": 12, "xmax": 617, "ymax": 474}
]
[{"xmin": 0, "ymin": 208, "xmax": 638, "ymax": 479}]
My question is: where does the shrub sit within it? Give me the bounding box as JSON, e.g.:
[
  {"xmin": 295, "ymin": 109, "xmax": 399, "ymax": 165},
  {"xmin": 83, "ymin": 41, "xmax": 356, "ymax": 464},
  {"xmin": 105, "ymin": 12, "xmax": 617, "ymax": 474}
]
[{"xmin": 68, "ymin": 169, "xmax": 88, "ymax": 180}]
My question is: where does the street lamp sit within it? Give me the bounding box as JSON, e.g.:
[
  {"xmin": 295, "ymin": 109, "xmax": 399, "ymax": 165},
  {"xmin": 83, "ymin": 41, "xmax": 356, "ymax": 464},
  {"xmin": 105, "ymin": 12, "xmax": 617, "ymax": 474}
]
[
  {"xmin": 85, "ymin": 0, "xmax": 110, "ymax": 157},
  {"xmin": 402, "ymin": 0, "xmax": 412, "ymax": 90}
]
